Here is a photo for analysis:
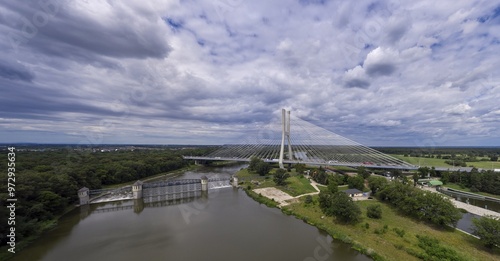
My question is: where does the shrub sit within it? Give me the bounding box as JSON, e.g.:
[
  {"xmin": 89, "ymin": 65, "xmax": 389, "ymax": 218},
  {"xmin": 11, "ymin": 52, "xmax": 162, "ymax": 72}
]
[
  {"xmin": 393, "ymin": 227, "xmax": 406, "ymax": 237},
  {"xmin": 415, "ymin": 235, "xmax": 465, "ymax": 261},
  {"xmin": 366, "ymin": 204, "xmax": 382, "ymax": 219},
  {"xmin": 304, "ymin": 195, "xmax": 313, "ymax": 205}
]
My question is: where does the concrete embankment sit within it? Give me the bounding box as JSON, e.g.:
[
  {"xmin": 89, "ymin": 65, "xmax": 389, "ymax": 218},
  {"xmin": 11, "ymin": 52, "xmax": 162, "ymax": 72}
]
[{"xmin": 421, "ymin": 187, "xmax": 500, "ymax": 218}]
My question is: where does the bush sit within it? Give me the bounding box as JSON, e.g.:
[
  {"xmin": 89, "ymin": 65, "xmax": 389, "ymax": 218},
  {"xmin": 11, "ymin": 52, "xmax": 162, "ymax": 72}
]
[
  {"xmin": 366, "ymin": 204, "xmax": 382, "ymax": 219},
  {"xmin": 393, "ymin": 227, "xmax": 406, "ymax": 237},
  {"xmin": 304, "ymin": 195, "xmax": 313, "ymax": 205},
  {"xmin": 415, "ymin": 235, "xmax": 465, "ymax": 261}
]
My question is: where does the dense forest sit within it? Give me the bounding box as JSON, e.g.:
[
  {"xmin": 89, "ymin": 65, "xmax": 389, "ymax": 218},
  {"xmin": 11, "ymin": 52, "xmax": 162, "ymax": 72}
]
[
  {"xmin": 0, "ymin": 146, "xmax": 212, "ymax": 249},
  {"xmin": 441, "ymin": 169, "xmax": 500, "ymax": 195}
]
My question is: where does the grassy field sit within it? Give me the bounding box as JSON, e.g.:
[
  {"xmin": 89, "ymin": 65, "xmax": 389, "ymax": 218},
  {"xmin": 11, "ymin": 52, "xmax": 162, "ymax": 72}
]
[
  {"xmin": 277, "ymin": 175, "xmax": 317, "ymax": 196},
  {"xmin": 391, "ymin": 155, "xmax": 452, "ymax": 167},
  {"xmin": 282, "ymin": 197, "xmax": 500, "ymax": 261},
  {"xmin": 236, "ymin": 168, "xmax": 317, "ymax": 196},
  {"xmin": 391, "ymin": 155, "xmax": 500, "ymax": 169},
  {"xmin": 444, "ymin": 183, "xmax": 500, "ymax": 200},
  {"xmin": 466, "ymin": 161, "xmax": 500, "ymax": 169}
]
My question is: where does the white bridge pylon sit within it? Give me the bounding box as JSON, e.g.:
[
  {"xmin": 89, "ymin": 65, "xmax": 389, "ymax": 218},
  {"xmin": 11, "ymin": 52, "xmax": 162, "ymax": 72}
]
[
  {"xmin": 279, "ymin": 109, "xmax": 292, "ymax": 169},
  {"xmin": 183, "ymin": 109, "xmax": 417, "ymax": 170}
]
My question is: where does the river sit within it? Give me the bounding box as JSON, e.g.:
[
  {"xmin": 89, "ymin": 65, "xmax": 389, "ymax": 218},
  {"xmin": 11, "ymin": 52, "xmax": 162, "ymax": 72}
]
[{"xmin": 12, "ymin": 165, "xmax": 370, "ymax": 261}]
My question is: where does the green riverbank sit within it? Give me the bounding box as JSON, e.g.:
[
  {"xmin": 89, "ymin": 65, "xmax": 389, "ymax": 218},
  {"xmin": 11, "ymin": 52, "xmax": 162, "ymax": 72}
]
[{"xmin": 241, "ymin": 181, "xmax": 500, "ymax": 261}]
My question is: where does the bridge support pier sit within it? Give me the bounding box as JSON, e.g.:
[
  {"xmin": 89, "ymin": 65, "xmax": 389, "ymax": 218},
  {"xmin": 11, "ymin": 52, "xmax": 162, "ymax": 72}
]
[
  {"xmin": 201, "ymin": 176, "xmax": 208, "ymax": 192},
  {"xmin": 132, "ymin": 180, "xmax": 143, "ymax": 199},
  {"xmin": 232, "ymin": 176, "xmax": 238, "ymax": 187},
  {"xmin": 78, "ymin": 187, "xmax": 90, "ymax": 205}
]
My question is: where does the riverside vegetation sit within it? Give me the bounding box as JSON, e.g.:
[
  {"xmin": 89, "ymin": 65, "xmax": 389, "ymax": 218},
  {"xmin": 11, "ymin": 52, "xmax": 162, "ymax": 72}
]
[{"xmin": 238, "ymin": 163, "xmax": 500, "ymax": 261}]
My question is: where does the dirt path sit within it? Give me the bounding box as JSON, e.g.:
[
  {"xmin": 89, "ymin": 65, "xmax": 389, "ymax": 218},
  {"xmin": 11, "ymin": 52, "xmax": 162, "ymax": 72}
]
[{"xmin": 253, "ymin": 179, "xmax": 324, "ymax": 207}]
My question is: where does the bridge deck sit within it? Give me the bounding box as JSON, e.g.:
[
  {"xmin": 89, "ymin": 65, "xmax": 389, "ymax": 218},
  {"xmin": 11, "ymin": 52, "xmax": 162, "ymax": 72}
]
[{"xmin": 183, "ymin": 156, "xmax": 417, "ymax": 170}]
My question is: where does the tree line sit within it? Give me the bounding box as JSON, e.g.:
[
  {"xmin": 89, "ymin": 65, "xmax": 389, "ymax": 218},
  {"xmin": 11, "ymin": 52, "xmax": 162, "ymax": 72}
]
[
  {"xmin": 441, "ymin": 169, "xmax": 500, "ymax": 195},
  {"xmin": 0, "ymin": 147, "xmax": 208, "ymax": 249}
]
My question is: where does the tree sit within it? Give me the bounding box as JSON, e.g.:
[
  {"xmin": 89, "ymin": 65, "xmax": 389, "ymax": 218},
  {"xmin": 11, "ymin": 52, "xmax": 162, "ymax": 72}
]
[
  {"xmin": 472, "ymin": 215, "xmax": 500, "ymax": 248},
  {"xmin": 318, "ymin": 191, "xmax": 335, "ymax": 216},
  {"xmin": 327, "ymin": 177, "xmax": 338, "ymax": 193},
  {"xmin": 418, "ymin": 167, "xmax": 430, "ymax": 178},
  {"xmin": 295, "ymin": 163, "xmax": 307, "ymax": 174},
  {"xmin": 311, "ymin": 168, "xmax": 328, "ymax": 185},
  {"xmin": 367, "ymin": 176, "xmax": 388, "ymax": 195},
  {"xmin": 441, "ymin": 171, "xmax": 450, "ymax": 184},
  {"xmin": 391, "ymin": 169, "xmax": 402, "ymax": 179},
  {"xmin": 490, "ymin": 156, "xmax": 499, "ymax": 162},
  {"xmin": 347, "ymin": 175, "xmax": 364, "ymax": 191},
  {"xmin": 330, "ymin": 192, "xmax": 362, "ymax": 223},
  {"xmin": 412, "ymin": 172, "xmax": 419, "ymax": 187},
  {"xmin": 357, "ymin": 166, "xmax": 370, "ymax": 179},
  {"xmin": 378, "ymin": 182, "xmax": 461, "ymax": 227},
  {"xmin": 366, "ymin": 204, "xmax": 382, "ymax": 219},
  {"xmin": 248, "ymin": 156, "xmax": 261, "ymax": 171},
  {"xmin": 273, "ymin": 168, "xmax": 290, "ymax": 185},
  {"xmin": 429, "ymin": 167, "xmax": 436, "ymax": 177},
  {"xmin": 255, "ymin": 162, "xmax": 271, "ymax": 176},
  {"xmin": 330, "ymin": 173, "xmax": 346, "ymax": 185}
]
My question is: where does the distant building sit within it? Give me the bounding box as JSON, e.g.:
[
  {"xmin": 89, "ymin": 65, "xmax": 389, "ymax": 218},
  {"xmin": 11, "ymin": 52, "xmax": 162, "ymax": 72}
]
[{"xmin": 494, "ymin": 169, "xmax": 500, "ymax": 173}]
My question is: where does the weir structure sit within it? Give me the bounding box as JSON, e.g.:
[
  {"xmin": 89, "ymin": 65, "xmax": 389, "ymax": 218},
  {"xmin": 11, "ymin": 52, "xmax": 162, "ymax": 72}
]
[{"xmin": 78, "ymin": 176, "xmax": 237, "ymax": 205}]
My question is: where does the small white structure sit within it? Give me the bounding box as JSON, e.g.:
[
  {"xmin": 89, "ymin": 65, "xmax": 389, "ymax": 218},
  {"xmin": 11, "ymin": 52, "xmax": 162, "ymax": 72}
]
[
  {"xmin": 201, "ymin": 176, "xmax": 208, "ymax": 191},
  {"xmin": 343, "ymin": 188, "xmax": 364, "ymax": 197},
  {"xmin": 132, "ymin": 180, "xmax": 143, "ymax": 199},
  {"xmin": 494, "ymin": 169, "xmax": 500, "ymax": 173},
  {"xmin": 78, "ymin": 187, "xmax": 90, "ymax": 205}
]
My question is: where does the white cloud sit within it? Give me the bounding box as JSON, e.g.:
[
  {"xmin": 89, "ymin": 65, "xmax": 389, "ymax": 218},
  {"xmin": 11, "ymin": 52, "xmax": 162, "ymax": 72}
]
[
  {"xmin": 0, "ymin": 0, "xmax": 498, "ymax": 146},
  {"xmin": 443, "ymin": 103, "xmax": 472, "ymax": 115}
]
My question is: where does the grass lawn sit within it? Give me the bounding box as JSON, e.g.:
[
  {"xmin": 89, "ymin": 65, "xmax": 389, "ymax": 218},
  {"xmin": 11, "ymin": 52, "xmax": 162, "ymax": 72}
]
[
  {"xmin": 444, "ymin": 183, "xmax": 500, "ymax": 200},
  {"xmin": 391, "ymin": 155, "xmax": 500, "ymax": 170},
  {"xmin": 466, "ymin": 161, "xmax": 500, "ymax": 169},
  {"xmin": 282, "ymin": 198, "xmax": 500, "ymax": 261},
  {"xmin": 278, "ymin": 176, "xmax": 317, "ymax": 196},
  {"xmin": 234, "ymin": 167, "xmax": 259, "ymax": 179},
  {"xmin": 391, "ymin": 155, "xmax": 451, "ymax": 167}
]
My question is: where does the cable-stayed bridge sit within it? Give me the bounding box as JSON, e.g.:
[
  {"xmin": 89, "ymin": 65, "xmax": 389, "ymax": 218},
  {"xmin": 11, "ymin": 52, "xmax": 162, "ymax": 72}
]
[{"xmin": 184, "ymin": 109, "xmax": 417, "ymax": 170}]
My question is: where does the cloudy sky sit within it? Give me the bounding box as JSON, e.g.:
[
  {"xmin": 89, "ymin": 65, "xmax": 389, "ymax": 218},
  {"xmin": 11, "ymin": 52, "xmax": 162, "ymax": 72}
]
[{"xmin": 1, "ymin": 0, "xmax": 499, "ymax": 147}]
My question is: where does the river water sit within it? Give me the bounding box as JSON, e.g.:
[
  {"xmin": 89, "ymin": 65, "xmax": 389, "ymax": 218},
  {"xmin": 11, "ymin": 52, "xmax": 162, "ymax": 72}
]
[{"xmin": 12, "ymin": 165, "xmax": 370, "ymax": 261}]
